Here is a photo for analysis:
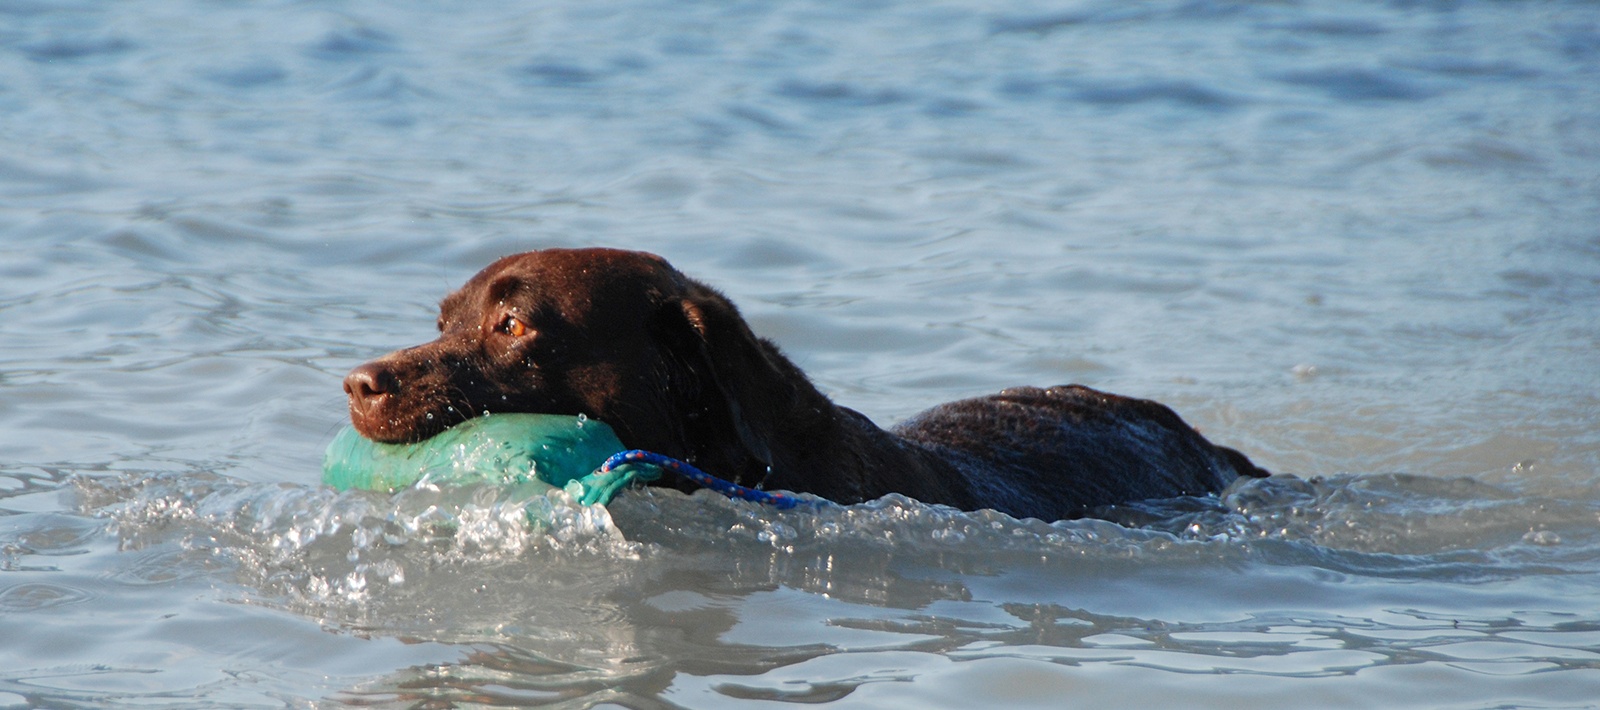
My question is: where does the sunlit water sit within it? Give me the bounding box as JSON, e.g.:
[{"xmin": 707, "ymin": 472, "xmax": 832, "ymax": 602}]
[{"xmin": 3, "ymin": 0, "xmax": 1599, "ymax": 707}]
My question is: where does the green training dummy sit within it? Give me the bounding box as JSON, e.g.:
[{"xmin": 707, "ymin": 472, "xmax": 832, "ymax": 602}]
[{"xmin": 322, "ymin": 413, "xmax": 657, "ymax": 506}]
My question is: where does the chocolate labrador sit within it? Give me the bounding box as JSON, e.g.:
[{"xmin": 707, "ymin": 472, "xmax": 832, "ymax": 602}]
[{"xmin": 343, "ymin": 247, "xmax": 1266, "ymax": 520}]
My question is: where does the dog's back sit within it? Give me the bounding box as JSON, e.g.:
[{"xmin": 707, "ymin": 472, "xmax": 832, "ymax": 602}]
[{"xmin": 893, "ymin": 385, "xmax": 1268, "ymax": 520}]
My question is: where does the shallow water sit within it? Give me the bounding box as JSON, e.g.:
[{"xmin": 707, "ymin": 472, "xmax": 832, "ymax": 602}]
[{"xmin": 3, "ymin": 0, "xmax": 1599, "ymax": 707}]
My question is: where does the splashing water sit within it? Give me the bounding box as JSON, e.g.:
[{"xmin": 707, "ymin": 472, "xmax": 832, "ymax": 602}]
[{"xmin": 76, "ymin": 472, "xmax": 639, "ymax": 616}]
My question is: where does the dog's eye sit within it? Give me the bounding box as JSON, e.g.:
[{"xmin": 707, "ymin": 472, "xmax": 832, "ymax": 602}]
[{"xmin": 497, "ymin": 314, "xmax": 531, "ymax": 338}]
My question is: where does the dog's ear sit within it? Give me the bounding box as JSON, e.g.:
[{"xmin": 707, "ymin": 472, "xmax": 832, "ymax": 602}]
[{"xmin": 660, "ymin": 286, "xmax": 796, "ymax": 470}]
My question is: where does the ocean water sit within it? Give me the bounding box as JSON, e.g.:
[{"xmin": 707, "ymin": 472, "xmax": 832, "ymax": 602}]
[{"xmin": 3, "ymin": 0, "xmax": 1599, "ymax": 707}]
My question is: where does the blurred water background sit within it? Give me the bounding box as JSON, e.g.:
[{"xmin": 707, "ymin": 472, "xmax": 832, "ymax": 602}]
[{"xmin": 2, "ymin": 0, "xmax": 1599, "ymax": 707}]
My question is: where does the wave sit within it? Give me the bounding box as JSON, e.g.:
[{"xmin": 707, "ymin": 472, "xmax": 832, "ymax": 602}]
[
  {"xmin": 76, "ymin": 470, "xmax": 1600, "ymax": 617},
  {"xmin": 43, "ymin": 465, "xmax": 1599, "ymax": 708}
]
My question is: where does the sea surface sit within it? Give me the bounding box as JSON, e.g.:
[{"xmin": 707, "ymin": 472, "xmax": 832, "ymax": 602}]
[{"xmin": 3, "ymin": 0, "xmax": 1600, "ymax": 707}]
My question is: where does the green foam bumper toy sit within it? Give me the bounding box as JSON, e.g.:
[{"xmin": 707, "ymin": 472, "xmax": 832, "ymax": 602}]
[{"xmin": 322, "ymin": 414, "xmax": 658, "ymax": 506}]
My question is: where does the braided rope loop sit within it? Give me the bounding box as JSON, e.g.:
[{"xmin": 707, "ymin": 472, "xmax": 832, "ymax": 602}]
[{"xmin": 598, "ymin": 450, "xmax": 806, "ymax": 510}]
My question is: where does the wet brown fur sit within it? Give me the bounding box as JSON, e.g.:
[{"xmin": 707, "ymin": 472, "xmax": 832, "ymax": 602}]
[{"xmin": 344, "ymin": 248, "xmax": 1267, "ymax": 520}]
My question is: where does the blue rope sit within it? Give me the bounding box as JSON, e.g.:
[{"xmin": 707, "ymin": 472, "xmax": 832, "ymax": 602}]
[{"xmin": 598, "ymin": 450, "xmax": 809, "ymax": 510}]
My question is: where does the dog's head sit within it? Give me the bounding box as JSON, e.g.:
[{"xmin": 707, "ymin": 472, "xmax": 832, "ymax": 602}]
[{"xmin": 343, "ymin": 248, "xmax": 797, "ymax": 479}]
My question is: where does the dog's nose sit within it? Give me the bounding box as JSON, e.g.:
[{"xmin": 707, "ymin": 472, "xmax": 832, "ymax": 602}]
[{"xmin": 343, "ymin": 363, "xmax": 398, "ymax": 412}]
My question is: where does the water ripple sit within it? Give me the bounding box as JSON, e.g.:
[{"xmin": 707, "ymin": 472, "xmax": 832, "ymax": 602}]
[
  {"xmin": 0, "ymin": 582, "xmax": 94, "ymax": 610},
  {"xmin": 21, "ymin": 35, "xmax": 133, "ymax": 62},
  {"xmin": 1274, "ymin": 67, "xmax": 1437, "ymax": 101},
  {"xmin": 307, "ymin": 25, "xmax": 398, "ymax": 61}
]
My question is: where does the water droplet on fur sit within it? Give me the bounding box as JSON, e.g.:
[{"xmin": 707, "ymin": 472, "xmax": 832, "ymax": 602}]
[{"xmin": 425, "ymin": 413, "xmax": 434, "ymax": 420}]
